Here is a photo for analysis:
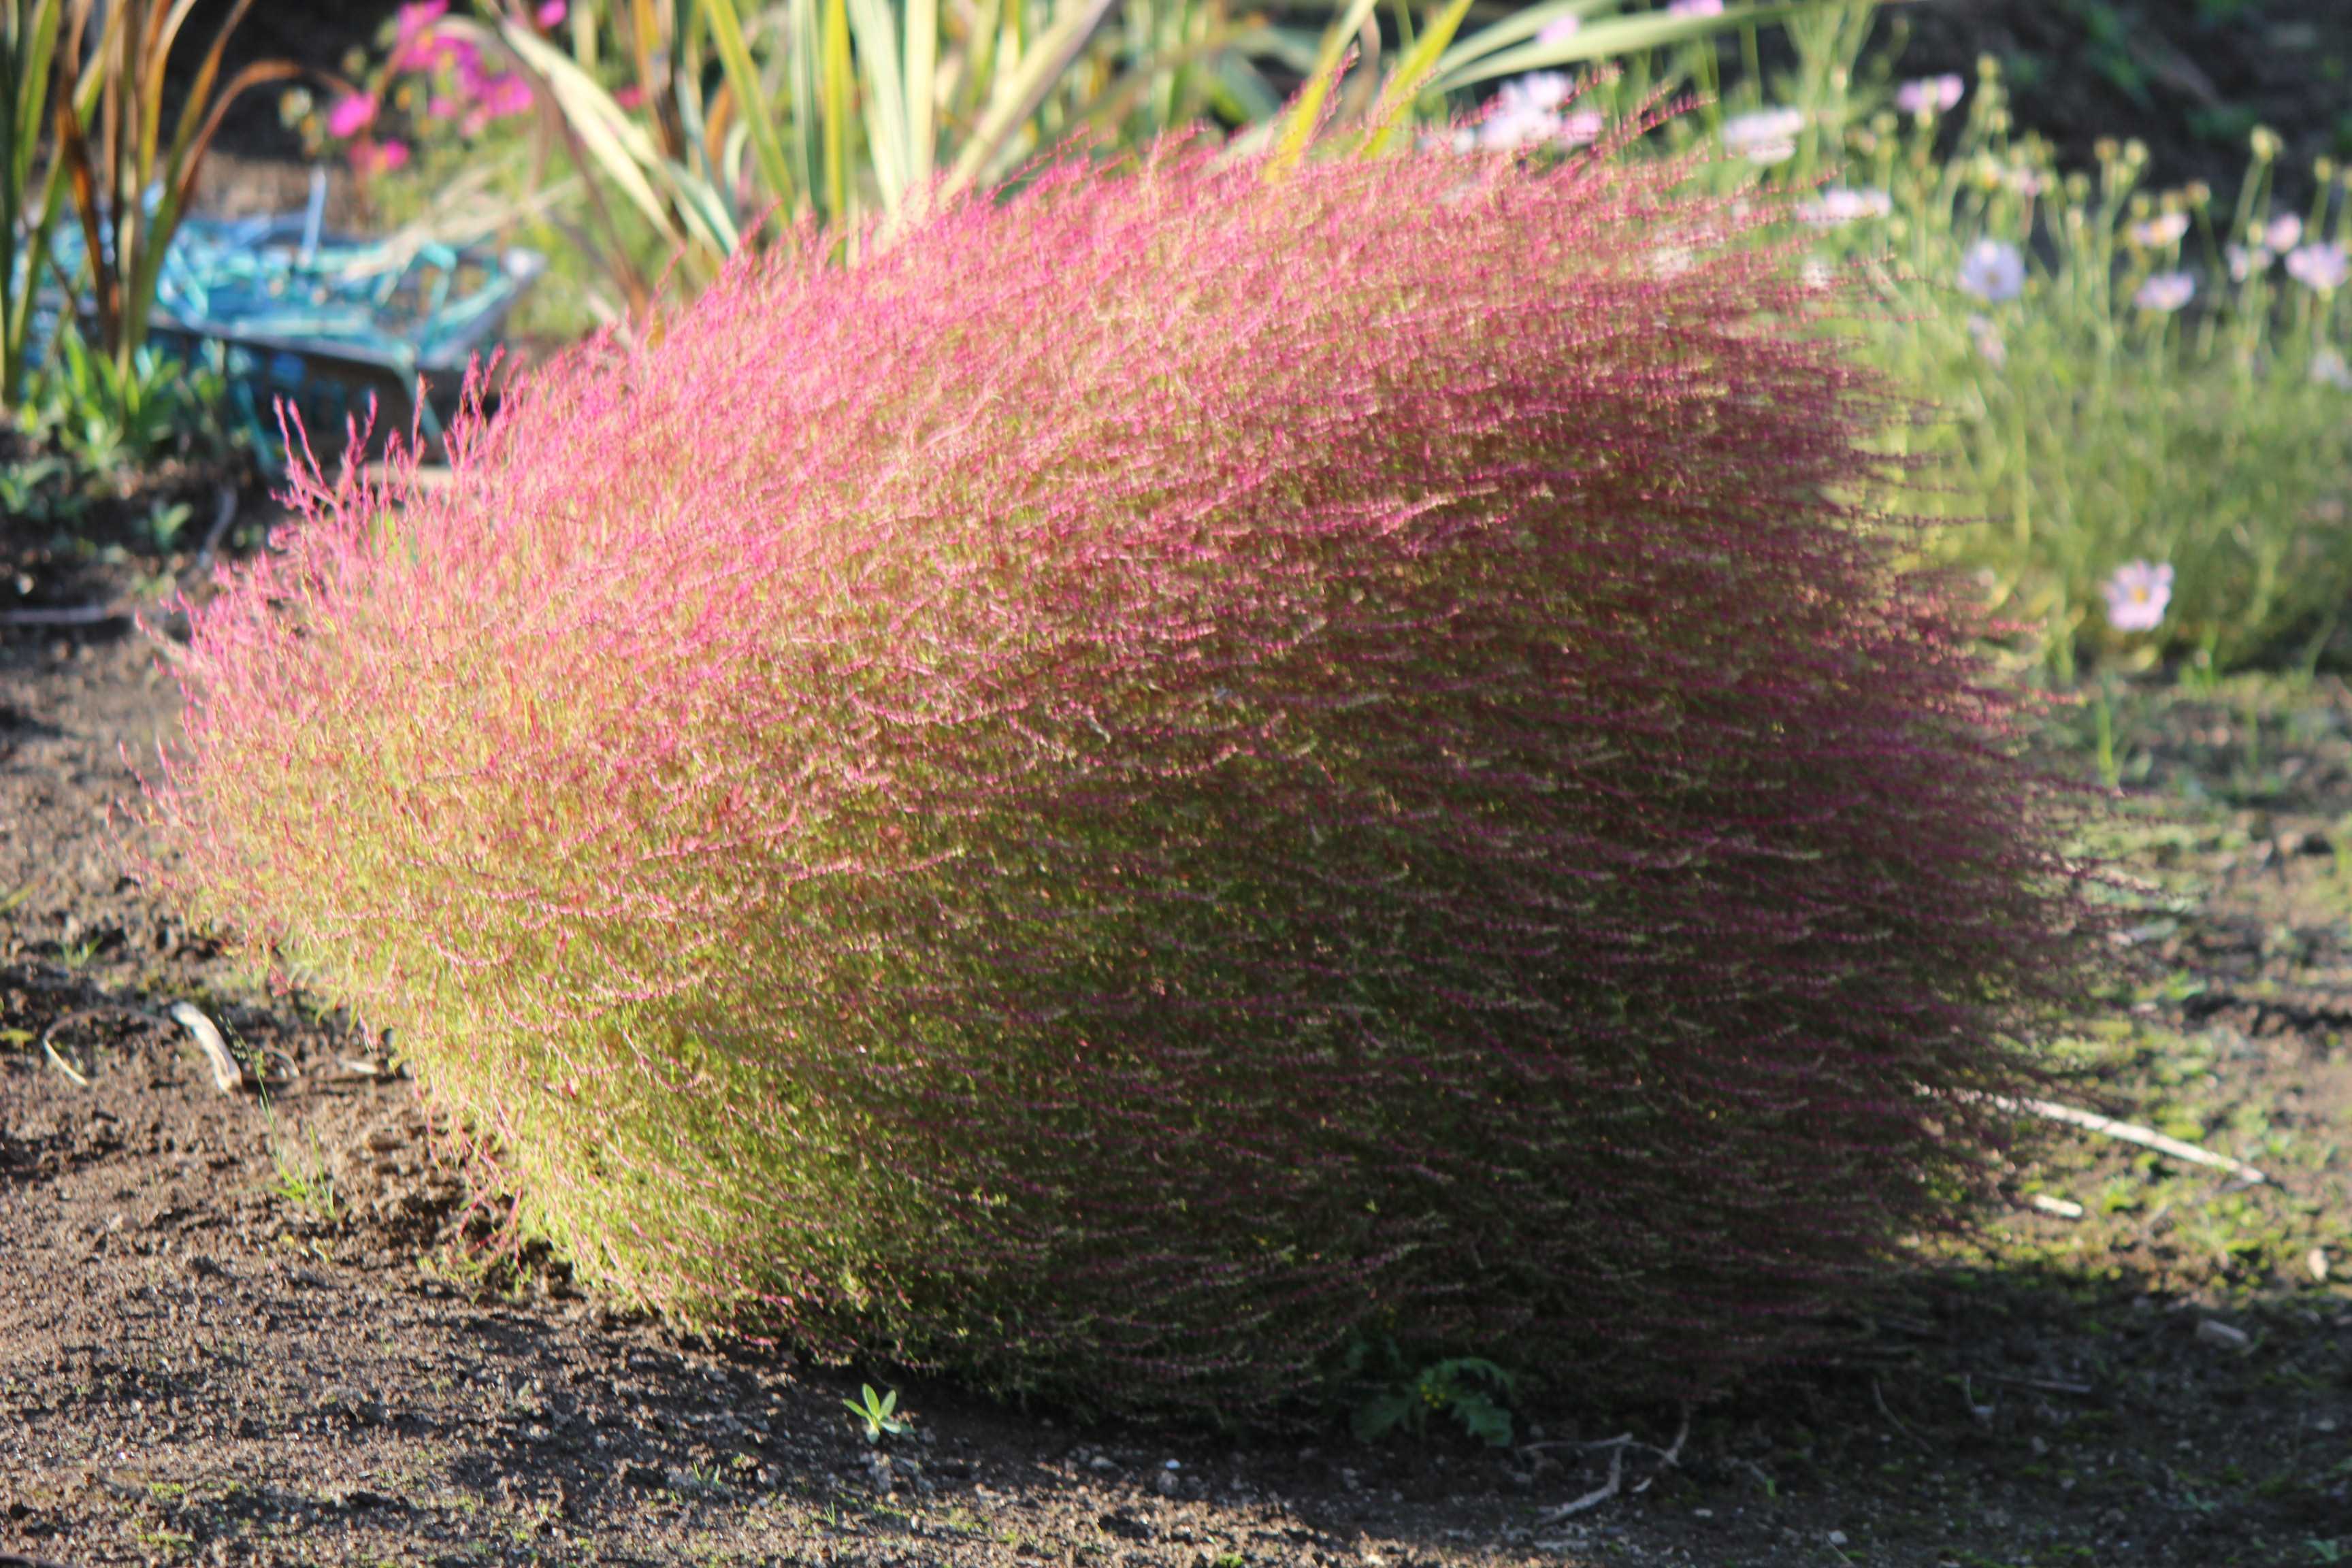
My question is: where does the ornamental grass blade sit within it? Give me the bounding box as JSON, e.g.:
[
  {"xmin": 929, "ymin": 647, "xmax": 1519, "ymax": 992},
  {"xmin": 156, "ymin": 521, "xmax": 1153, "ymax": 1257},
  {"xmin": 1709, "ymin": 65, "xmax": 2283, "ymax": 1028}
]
[
  {"xmin": 1268, "ymin": 0, "xmax": 1379, "ymax": 171},
  {"xmin": 495, "ymin": 18, "xmax": 715, "ymax": 253},
  {"xmin": 1427, "ymin": 1, "xmax": 1796, "ymax": 96},
  {"xmin": 1352, "ymin": 0, "xmax": 1472, "ymax": 157},
  {"xmin": 941, "ymin": 0, "xmax": 1115, "ymax": 199},
  {"xmin": 844, "ymin": 0, "xmax": 909, "ymax": 207},
  {"xmin": 698, "ymin": 0, "xmax": 794, "ymax": 220}
]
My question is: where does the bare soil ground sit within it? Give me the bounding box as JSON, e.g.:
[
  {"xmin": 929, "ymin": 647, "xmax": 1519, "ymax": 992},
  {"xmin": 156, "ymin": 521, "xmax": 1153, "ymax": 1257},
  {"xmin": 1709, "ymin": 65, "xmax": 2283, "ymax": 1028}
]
[{"xmin": 3, "ymin": 522, "xmax": 2351, "ymax": 1568}]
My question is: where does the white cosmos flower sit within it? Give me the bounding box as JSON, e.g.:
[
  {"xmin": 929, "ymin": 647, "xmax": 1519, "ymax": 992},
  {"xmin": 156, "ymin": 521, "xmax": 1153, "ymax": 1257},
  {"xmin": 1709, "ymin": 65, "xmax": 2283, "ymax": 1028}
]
[{"xmin": 1957, "ymin": 239, "xmax": 2025, "ymax": 303}]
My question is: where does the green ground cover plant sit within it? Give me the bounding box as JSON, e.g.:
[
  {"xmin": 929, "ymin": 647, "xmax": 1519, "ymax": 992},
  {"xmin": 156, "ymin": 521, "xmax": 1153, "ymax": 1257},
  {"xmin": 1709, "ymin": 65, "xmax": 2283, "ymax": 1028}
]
[{"xmin": 151, "ymin": 144, "xmax": 2087, "ymax": 1423}]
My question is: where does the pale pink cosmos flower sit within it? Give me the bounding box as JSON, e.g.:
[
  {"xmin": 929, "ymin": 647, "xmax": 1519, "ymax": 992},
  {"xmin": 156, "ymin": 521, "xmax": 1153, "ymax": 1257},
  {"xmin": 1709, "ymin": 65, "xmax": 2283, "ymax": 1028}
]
[
  {"xmin": 1957, "ymin": 239, "xmax": 2025, "ymax": 303},
  {"xmin": 2226, "ymin": 244, "xmax": 2272, "ymax": 280},
  {"xmin": 2285, "ymin": 242, "xmax": 2349, "ymax": 293},
  {"xmin": 2127, "ymin": 212, "xmax": 2188, "ymax": 248},
  {"xmin": 2134, "ymin": 271, "xmax": 2194, "ymax": 313},
  {"xmin": 1668, "ymin": 0, "xmax": 1725, "ymax": 15},
  {"xmin": 1720, "ymin": 108, "xmax": 1803, "ymax": 165},
  {"xmin": 2102, "ymin": 561, "xmax": 2173, "ymax": 632},
  {"xmin": 1559, "ymin": 109, "xmax": 1605, "ymax": 147},
  {"xmin": 325, "ymin": 91, "xmax": 376, "ymax": 139},
  {"xmin": 1966, "ymin": 312, "xmax": 2006, "ymax": 368},
  {"xmin": 1895, "ymin": 74, "xmax": 1964, "ymax": 117},
  {"xmin": 2264, "ymin": 213, "xmax": 2302, "ymax": 252},
  {"xmin": 1799, "ymin": 186, "xmax": 1892, "ymax": 226},
  {"xmin": 1536, "ymin": 14, "xmax": 1580, "ymax": 46}
]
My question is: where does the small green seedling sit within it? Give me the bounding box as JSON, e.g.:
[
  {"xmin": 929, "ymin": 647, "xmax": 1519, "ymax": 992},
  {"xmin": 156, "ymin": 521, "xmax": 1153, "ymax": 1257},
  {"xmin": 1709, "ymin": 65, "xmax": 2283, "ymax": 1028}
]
[{"xmin": 843, "ymin": 1383, "xmax": 910, "ymax": 1444}]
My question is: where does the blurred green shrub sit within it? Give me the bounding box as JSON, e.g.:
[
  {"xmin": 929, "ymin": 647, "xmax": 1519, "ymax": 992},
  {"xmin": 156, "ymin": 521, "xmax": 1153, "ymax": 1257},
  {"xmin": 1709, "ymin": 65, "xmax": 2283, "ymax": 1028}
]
[
  {"xmin": 1605, "ymin": 1, "xmax": 2352, "ymax": 674},
  {"xmin": 301, "ymin": 0, "xmax": 1784, "ymax": 331}
]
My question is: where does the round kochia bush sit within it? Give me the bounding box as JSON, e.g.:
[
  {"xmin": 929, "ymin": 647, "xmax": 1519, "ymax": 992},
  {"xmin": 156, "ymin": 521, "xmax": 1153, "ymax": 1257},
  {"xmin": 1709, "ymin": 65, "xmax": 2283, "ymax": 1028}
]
[{"xmin": 154, "ymin": 147, "xmax": 2083, "ymax": 1421}]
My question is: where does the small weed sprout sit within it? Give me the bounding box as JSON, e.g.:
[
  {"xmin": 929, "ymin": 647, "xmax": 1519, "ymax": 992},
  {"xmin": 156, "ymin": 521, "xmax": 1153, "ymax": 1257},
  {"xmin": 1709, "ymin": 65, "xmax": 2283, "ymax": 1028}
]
[
  {"xmin": 1357, "ymin": 1360, "xmax": 1517, "ymax": 1448},
  {"xmin": 265, "ymin": 1117, "xmax": 346, "ymax": 1225},
  {"xmin": 843, "ymin": 1384, "xmax": 910, "ymax": 1446}
]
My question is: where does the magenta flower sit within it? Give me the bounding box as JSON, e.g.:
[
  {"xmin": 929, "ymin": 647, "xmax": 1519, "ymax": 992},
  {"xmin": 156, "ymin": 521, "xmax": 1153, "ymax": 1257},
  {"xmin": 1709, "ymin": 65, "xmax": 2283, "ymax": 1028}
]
[
  {"xmin": 325, "ymin": 92, "xmax": 377, "ymax": 140},
  {"xmin": 474, "ymin": 71, "xmax": 534, "ymax": 120},
  {"xmin": 536, "ymin": 0, "xmax": 568, "ymax": 24},
  {"xmin": 2102, "ymin": 561, "xmax": 2173, "ymax": 633},
  {"xmin": 387, "ymin": 1, "xmax": 451, "ymax": 71},
  {"xmin": 2286, "ymin": 242, "xmax": 2349, "ymax": 293},
  {"xmin": 1895, "ymin": 74, "xmax": 1964, "ymax": 117},
  {"xmin": 349, "ymin": 138, "xmax": 411, "ymax": 177},
  {"xmin": 1667, "ymin": 0, "xmax": 1724, "ymax": 15},
  {"xmin": 2133, "ymin": 272, "xmax": 2194, "ymax": 313}
]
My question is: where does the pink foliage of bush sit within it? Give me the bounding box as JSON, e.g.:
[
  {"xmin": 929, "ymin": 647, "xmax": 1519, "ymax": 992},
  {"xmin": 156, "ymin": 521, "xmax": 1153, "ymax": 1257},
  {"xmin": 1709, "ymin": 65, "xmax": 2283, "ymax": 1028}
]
[{"xmin": 150, "ymin": 146, "xmax": 2086, "ymax": 1421}]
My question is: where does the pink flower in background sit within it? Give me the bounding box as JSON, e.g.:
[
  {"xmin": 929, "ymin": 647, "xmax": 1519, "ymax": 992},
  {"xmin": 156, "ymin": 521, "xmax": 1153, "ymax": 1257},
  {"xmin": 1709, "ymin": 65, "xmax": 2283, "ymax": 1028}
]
[
  {"xmin": 325, "ymin": 92, "xmax": 377, "ymax": 139},
  {"xmin": 1895, "ymin": 74, "xmax": 1964, "ymax": 116},
  {"xmin": 349, "ymin": 138, "xmax": 411, "ymax": 177},
  {"xmin": 1956, "ymin": 238, "xmax": 2025, "ymax": 302},
  {"xmin": 2226, "ymin": 244, "xmax": 2272, "ymax": 280},
  {"xmin": 2264, "ymin": 213, "xmax": 2302, "ymax": 252},
  {"xmin": 388, "ymin": 1, "xmax": 451, "ymax": 71},
  {"xmin": 615, "ymin": 84, "xmax": 645, "ymax": 110},
  {"xmin": 474, "ymin": 71, "xmax": 534, "ymax": 120},
  {"xmin": 1537, "ymin": 14, "xmax": 1580, "ymax": 46},
  {"xmin": 1667, "ymin": 0, "xmax": 1724, "ymax": 16},
  {"xmin": 537, "ymin": 0, "xmax": 568, "ymax": 24},
  {"xmin": 2285, "ymin": 242, "xmax": 2349, "ymax": 293},
  {"xmin": 2127, "ymin": 212, "xmax": 2188, "ymax": 248},
  {"xmin": 2133, "ymin": 271, "xmax": 2195, "ymax": 313},
  {"xmin": 2102, "ymin": 561, "xmax": 2174, "ymax": 632}
]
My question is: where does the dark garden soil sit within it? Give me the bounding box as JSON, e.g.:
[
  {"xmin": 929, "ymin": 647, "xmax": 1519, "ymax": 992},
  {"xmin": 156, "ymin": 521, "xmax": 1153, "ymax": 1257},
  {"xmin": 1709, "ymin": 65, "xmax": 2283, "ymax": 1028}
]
[{"xmin": 4, "ymin": 525, "xmax": 2351, "ymax": 1567}]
